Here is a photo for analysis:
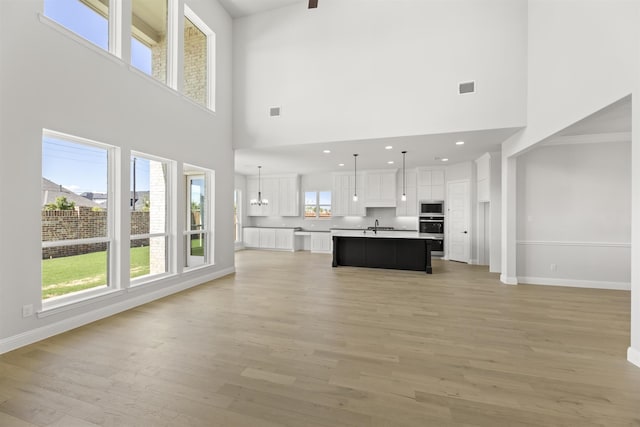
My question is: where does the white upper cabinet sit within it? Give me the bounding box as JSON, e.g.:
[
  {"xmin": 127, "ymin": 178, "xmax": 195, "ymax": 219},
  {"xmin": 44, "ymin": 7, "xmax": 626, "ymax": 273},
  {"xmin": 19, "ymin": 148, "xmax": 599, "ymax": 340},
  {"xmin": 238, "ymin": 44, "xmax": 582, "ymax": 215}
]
[
  {"xmin": 417, "ymin": 168, "xmax": 445, "ymax": 201},
  {"xmin": 396, "ymin": 168, "xmax": 418, "ymax": 216},
  {"xmin": 332, "ymin": 172, "xmax": 365, "ymax": 216},
  {"xmin": 364, "ymin": 170, "xmax": 396, "ymax": 207},
  {"xmin": 278, "ymin": 177, "xmax": 300, "ymax": 217},
  {"xmin": 247, "ymin": 174, "xmax": 300, "ymax": 217}
]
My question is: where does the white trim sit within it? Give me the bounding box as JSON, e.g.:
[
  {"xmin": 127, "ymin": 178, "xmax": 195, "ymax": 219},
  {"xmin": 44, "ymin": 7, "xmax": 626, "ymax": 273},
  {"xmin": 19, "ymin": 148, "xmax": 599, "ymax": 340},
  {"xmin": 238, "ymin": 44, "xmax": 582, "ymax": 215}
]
[
  {"xmin": 39, "ymin": 289, "xmax": 125, "ymax": 318},
  {"xmin": 1, "ymin": 267, "xmax": 235, "ymax": 355},
  {"xmin": 517, "ymin": 276, "xmax": 630, "ymax": 291},
  {"xmin": 500, "ymin": 274, "xmax": 518, "ymax": 285},
  {"xmin": 544, "ymin": 132, "xmax": 631, "ymax": 147},
  {"xmin": 517, "ymin": 240, "xmax": 631, "ymax": 248},
  {"xmin": 109, "ymin": 0, "xmax": 123, "ymax": 57},
  {"xmin": 628, "ymin": 347, "xmax": 640, "ymax": 368},
  {"xmin": 42, "ymin": 237, "xmax": 110, "ymax": 248}
]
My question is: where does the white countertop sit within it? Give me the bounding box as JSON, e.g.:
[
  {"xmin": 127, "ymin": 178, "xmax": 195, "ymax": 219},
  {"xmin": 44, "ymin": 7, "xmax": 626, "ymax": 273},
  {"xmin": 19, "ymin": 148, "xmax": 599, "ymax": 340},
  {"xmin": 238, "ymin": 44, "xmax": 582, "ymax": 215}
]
[{"xmin": 331, "ymin": 230, "xmax": 439, "ymax": 240}]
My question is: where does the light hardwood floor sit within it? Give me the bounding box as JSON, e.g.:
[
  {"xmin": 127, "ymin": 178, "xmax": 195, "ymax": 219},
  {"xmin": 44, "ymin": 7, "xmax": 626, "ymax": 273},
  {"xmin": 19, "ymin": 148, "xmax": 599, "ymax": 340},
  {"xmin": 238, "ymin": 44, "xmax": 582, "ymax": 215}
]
[{"xmin": 1, "ymin": 251, "xmax": 639, "ymax": 426}]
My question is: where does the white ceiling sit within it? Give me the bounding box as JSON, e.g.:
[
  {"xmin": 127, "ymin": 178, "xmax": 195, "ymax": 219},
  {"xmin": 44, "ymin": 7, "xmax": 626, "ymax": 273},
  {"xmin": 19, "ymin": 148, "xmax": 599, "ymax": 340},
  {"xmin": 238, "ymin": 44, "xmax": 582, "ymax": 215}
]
[
  {"xmin": 235, "ymin": 128, "xmax": 521, "ymax": 176},
  {"xmin": 555, "ymin": 96, "xmax": 631, "ymax": 137},
  {"xmin": 217, "ymin": 0, "xmax": 300, "ymax": 18}
]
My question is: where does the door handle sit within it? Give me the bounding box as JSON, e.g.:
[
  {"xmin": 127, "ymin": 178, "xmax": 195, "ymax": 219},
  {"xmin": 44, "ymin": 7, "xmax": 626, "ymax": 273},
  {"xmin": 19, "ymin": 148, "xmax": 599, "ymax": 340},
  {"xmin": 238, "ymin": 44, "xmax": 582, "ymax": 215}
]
[{"xmin": 462, "ymin": 231, "xmax": 468, "ymax": 234}]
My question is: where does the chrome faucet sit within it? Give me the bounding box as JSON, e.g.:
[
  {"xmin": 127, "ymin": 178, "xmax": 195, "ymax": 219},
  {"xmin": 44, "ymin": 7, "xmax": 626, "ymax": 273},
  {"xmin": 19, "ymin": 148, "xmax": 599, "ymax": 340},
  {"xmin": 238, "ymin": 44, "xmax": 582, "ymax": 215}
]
[{"xmin": 374, "ymin": 219, "xmax": 379, "ymax": 234}]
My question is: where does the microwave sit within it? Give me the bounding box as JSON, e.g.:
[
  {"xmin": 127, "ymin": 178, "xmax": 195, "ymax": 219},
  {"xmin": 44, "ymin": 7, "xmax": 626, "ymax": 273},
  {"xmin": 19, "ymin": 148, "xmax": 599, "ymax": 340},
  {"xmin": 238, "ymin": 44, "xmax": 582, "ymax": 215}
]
[{"xmin": 419, "ymin": 200, "xmax": 445, "ymax": 216}]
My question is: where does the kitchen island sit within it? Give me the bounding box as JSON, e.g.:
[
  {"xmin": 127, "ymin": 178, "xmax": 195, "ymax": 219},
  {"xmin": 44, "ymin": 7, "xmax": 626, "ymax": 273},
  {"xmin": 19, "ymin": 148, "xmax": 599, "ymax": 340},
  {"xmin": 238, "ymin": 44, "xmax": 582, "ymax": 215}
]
[{"xmin": 331, "ymin": 230, "xmax": 434, "ymax": 274}]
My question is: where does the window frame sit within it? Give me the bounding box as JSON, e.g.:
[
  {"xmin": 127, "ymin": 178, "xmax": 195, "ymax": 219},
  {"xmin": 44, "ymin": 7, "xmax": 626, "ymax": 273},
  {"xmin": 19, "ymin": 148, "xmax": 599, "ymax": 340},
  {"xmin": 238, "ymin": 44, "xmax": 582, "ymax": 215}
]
[
  {"xmin": 129, "ymin": 152, "xmax": 174, "ymax": 286},
  {"xmin": 304, "ymin": 190, "xmax": 332, "ymax": 220},
  {"xmin": 41, "ymin": 129, "xmax": 119, "ymax": 310},
  {"xmin": 42, "ymin": 0, "xmax": 121, "ymax": 55},
  {"xmin": 184, "ymin": 165, "xmax": 214, "ymax": 269},
  {"xmin": 183, "ymin": 4, "xmax": 216, "ymax": 111}
]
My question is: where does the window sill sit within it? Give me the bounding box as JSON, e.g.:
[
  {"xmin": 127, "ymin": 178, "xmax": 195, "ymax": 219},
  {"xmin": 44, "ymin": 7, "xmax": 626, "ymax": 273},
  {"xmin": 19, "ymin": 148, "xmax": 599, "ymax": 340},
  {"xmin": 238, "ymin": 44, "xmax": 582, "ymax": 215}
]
[{"xmin": 38, "ymin": 288, "xmax": 125, "ymax": 319}]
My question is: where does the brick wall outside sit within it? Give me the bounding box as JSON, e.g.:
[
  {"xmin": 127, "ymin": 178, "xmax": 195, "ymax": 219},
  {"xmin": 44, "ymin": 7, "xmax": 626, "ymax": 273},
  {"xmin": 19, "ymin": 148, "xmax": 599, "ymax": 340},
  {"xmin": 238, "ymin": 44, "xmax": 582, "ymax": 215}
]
[
  {"xmin": 183, "ymin": 19, "xmax": 208, "ymax": 106},
  {"xmin": 42, "ymin": 207, "xmax": 150, "ymax": 259},
  {"xmin": 150, "ymin": 18, "xmax": 208, "ymax": 106}
]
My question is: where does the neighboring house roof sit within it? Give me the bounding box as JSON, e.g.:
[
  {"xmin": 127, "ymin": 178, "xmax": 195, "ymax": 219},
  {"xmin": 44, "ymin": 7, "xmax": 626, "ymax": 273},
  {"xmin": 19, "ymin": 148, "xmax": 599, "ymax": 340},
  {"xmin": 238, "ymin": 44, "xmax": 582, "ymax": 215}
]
[{"xmin": 42, "ymin": 178, "xmax": 101, "ymax": 208}]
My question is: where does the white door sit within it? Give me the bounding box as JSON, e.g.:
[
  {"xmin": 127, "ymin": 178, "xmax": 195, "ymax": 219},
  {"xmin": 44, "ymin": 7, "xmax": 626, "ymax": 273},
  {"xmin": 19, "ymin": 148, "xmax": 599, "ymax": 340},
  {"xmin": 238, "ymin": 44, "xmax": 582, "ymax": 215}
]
[{"xmin": 447, "ymin": 180, "xmax": 470, "ymax": 263}]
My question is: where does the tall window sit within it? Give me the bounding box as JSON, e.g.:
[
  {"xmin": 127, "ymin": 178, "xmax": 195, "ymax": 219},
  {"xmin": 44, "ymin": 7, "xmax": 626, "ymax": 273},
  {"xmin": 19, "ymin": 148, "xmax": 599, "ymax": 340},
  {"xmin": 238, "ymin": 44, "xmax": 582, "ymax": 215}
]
[
  {"xmin": 234, "ymin": 189, "xmax": 242, "ymax": 243},
  {"xmin": 130, "ymin": 153, "xmax": 171, "ymax": 283},
  {"xmin": 44, "ymin": 0, "xmax": 109, "ymax": 51},
  {"xmin": 185, "ymin": 166, "xmax": 213, "ymax": 268},
  {"xmin": 183, "ymin": 6, "xmax": 215, "ymax": 110},
  {"xmin": 41, "ymin": 130, "xmax": 115, "ymax": 302},
  {"xmin": 305, "ymin": 191, "xmax": 332, "ymax": 219},
  {"xmin": 131, "ymin": 0, "xmax": 168, "ymax": 84}
]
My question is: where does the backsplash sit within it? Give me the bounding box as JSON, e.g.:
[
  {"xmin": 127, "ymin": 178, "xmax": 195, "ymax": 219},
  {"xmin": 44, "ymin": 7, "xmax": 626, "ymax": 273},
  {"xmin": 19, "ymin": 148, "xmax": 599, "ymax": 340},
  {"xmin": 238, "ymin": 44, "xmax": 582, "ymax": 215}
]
[{"xmin": 246, "ymin": 207, "xmax": 418, "ymax": 231}]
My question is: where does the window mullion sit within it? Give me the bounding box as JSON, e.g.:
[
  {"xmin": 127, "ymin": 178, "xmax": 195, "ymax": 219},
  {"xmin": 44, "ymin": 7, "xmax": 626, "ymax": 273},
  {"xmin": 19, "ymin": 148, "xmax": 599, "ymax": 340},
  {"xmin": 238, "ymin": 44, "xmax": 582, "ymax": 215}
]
[{"xmin": 109, "ymin": 0, "xmax": 123, "ymax": 58}]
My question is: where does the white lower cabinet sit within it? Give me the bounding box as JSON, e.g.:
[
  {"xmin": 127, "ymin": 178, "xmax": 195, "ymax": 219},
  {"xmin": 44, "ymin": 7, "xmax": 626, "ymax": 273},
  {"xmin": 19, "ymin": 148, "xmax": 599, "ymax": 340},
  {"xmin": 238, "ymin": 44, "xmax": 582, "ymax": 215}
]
[
  {"xmin": 310, "ymin": 232, "xmax": 332, "ymax": 253},
  {"xmin": 244, "ymin": 227, "xmax": 296, "ymax": 251},
  {"xmin": 275, "ymin": 229, "xmax": 295, "ymax": 250},
  {"xmin": 259, "ymin": 228, "xmax": 276, "ymax": 249},
  {"xmin": 244, "ymin": 228, "xmax": 260, "ymax": 248}
]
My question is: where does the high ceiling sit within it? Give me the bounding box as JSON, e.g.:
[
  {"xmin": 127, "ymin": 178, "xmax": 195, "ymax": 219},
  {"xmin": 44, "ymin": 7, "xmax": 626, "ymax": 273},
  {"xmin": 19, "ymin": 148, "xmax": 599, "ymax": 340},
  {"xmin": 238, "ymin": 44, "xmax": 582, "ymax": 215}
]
[
  {"xmin": 217, "ymin": 0, "xmax": 300, "ymax": 18},
  {"xmin": 228, "ymin": 2, "xmax": 631, "ymax": 177},
  {"xmin": 235, "ymin": 128, "xmax": 521, "ymax": 176}
]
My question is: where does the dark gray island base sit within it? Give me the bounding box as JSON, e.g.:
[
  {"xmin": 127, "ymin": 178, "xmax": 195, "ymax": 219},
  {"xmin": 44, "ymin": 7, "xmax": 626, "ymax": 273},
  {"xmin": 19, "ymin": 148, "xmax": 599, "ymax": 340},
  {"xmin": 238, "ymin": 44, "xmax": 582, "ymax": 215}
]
[{"xmin": 332, "ymin": 235, "xmax": 432, "ymax": 274}]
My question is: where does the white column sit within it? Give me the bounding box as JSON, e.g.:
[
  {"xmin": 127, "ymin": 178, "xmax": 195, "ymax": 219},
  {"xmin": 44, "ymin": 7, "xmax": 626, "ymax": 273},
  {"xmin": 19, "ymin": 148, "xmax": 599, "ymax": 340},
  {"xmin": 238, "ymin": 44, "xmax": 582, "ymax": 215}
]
[{"xmin": 500, "ymin": 154, "xmax": 518, "ymax": 285}]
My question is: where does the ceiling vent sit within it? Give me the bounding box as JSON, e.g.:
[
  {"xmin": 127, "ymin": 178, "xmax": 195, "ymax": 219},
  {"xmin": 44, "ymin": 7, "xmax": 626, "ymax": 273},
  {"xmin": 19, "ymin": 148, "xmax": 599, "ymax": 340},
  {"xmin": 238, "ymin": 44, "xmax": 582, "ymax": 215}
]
[
  {"xmin": 458, "ymin": 81, "xmax": 475, "ymax": 94},
  {"xmin": 269, "ymin": 107, "xmax": 281, "ymax": 117}
]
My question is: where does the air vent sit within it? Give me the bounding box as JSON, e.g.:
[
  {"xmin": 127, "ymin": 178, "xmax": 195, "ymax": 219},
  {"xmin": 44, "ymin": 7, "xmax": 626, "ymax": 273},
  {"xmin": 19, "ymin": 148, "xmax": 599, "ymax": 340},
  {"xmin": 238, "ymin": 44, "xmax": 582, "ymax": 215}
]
[
  {"xmin": 459, "ymin": 81, "xmax": 475, "ymax": 94},
  {"xmin": 269, "ymin": 107, "xmax": 281, "ymax": 117}
]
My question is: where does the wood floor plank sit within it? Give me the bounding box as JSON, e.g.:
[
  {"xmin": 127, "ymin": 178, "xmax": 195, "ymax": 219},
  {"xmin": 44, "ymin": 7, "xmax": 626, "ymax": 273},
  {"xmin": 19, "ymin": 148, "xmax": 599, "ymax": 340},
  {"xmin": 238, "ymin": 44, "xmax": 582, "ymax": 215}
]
[{"xmin": 1, "ymin": 251, "xmax": 640, "ymax": 426}]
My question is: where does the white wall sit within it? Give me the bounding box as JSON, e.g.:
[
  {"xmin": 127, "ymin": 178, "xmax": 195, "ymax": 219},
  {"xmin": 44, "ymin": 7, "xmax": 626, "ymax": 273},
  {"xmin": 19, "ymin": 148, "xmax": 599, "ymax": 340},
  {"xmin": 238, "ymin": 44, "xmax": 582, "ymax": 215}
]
[
  {"xmin": 233, "ymin": 0, "xmax": 527, "ymax": 149},
  {"xmin": 516, "ymin": 141, "xmax": 631, "ymax": 288},
  {"xmin": 504, "ymin": 0, "xmax": 638, "ymax": 157},
  {"xmin": 501, "ymin": 0, "xmax": 638, "ymax": 288},
  {"xmin": 0, "ymin": 0, "xmax": 233, "ymax": 349},
  {"xmin": 629, "ymin": 21, "xmax": 640, "ymax": 367}
]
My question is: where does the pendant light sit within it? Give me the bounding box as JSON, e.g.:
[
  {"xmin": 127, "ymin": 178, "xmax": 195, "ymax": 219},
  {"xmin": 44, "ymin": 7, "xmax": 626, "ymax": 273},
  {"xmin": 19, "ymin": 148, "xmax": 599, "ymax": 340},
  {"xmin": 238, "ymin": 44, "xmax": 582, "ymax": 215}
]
[
  {"xmin": 352, "ymin": 154, "xmax": 359, "ymax": 202},
  {"xmin": 401, "ymin": 151, "xmax": 407, "ymax": 202},
  {"xmin": 250, "ymin": 166, "xmax": 269, "ymax": 206}
]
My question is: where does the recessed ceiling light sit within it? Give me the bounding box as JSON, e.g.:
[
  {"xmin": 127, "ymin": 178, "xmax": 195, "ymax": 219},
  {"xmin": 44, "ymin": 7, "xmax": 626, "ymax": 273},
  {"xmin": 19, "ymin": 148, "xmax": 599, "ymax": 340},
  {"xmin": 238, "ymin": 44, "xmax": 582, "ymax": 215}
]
[
  {"xmin": 385, "ymin": 146, "xmax": 393, "ymax": 150},
  {"xmin": 323, "ymin": 150, "xmax": 331, "ymax": 154},
  {"xmin": 338, "ymin": 163, "xmax": 344, "ymax": 167},
  {"xmin": 387, "ymin": 161, "xmax": 394, "ymax": 164},
  {"xmin": 441, "ymin": 158, "xmax": 449, "ymax": 162},
  {"xmin": 455, "ymin": 141, "xmax": 465, "ymax": 145}
]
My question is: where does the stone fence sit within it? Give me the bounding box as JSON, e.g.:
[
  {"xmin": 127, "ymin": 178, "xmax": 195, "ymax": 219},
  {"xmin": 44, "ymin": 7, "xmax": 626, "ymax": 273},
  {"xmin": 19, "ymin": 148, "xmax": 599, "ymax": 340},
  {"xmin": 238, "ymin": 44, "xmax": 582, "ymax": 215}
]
[{"xmin": 42, "ymin": 207, "xmax": 149, "ymax": 259}]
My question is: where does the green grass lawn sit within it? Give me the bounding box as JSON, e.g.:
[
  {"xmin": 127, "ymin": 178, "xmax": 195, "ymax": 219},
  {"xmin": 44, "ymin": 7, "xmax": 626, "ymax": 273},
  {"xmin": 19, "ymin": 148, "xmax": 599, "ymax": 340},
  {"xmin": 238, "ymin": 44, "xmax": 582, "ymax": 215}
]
[{"xmin": 42, "ymin": 246, "xmax": 151, "ymax": 299}]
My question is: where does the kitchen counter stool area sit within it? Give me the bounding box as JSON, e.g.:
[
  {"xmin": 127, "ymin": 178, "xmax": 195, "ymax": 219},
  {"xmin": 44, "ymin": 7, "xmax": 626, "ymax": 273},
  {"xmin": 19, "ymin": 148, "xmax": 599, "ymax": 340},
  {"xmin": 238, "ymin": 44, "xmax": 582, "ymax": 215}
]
[{"xmin": 331, "ymin": 232, "xmax": 433, "ymax": 274}]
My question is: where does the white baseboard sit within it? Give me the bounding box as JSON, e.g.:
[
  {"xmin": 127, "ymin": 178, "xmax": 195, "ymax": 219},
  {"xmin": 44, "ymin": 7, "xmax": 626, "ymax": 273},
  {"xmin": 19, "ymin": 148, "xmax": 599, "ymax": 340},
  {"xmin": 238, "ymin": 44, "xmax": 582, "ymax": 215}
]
[
  {"xmin": 517, "ymin": 276, "xmax": 630, "ymax": 291},
  {"xmin": 0, "ymin": 267, "xmax": 235, "ymax": 355},
  {"xmin": 628, "ymin": 347, "xmax": 640, "ymax": 368},
  {"xmin": 500, "ymin": 274, "xmax": 518, "ymax": 285}
]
